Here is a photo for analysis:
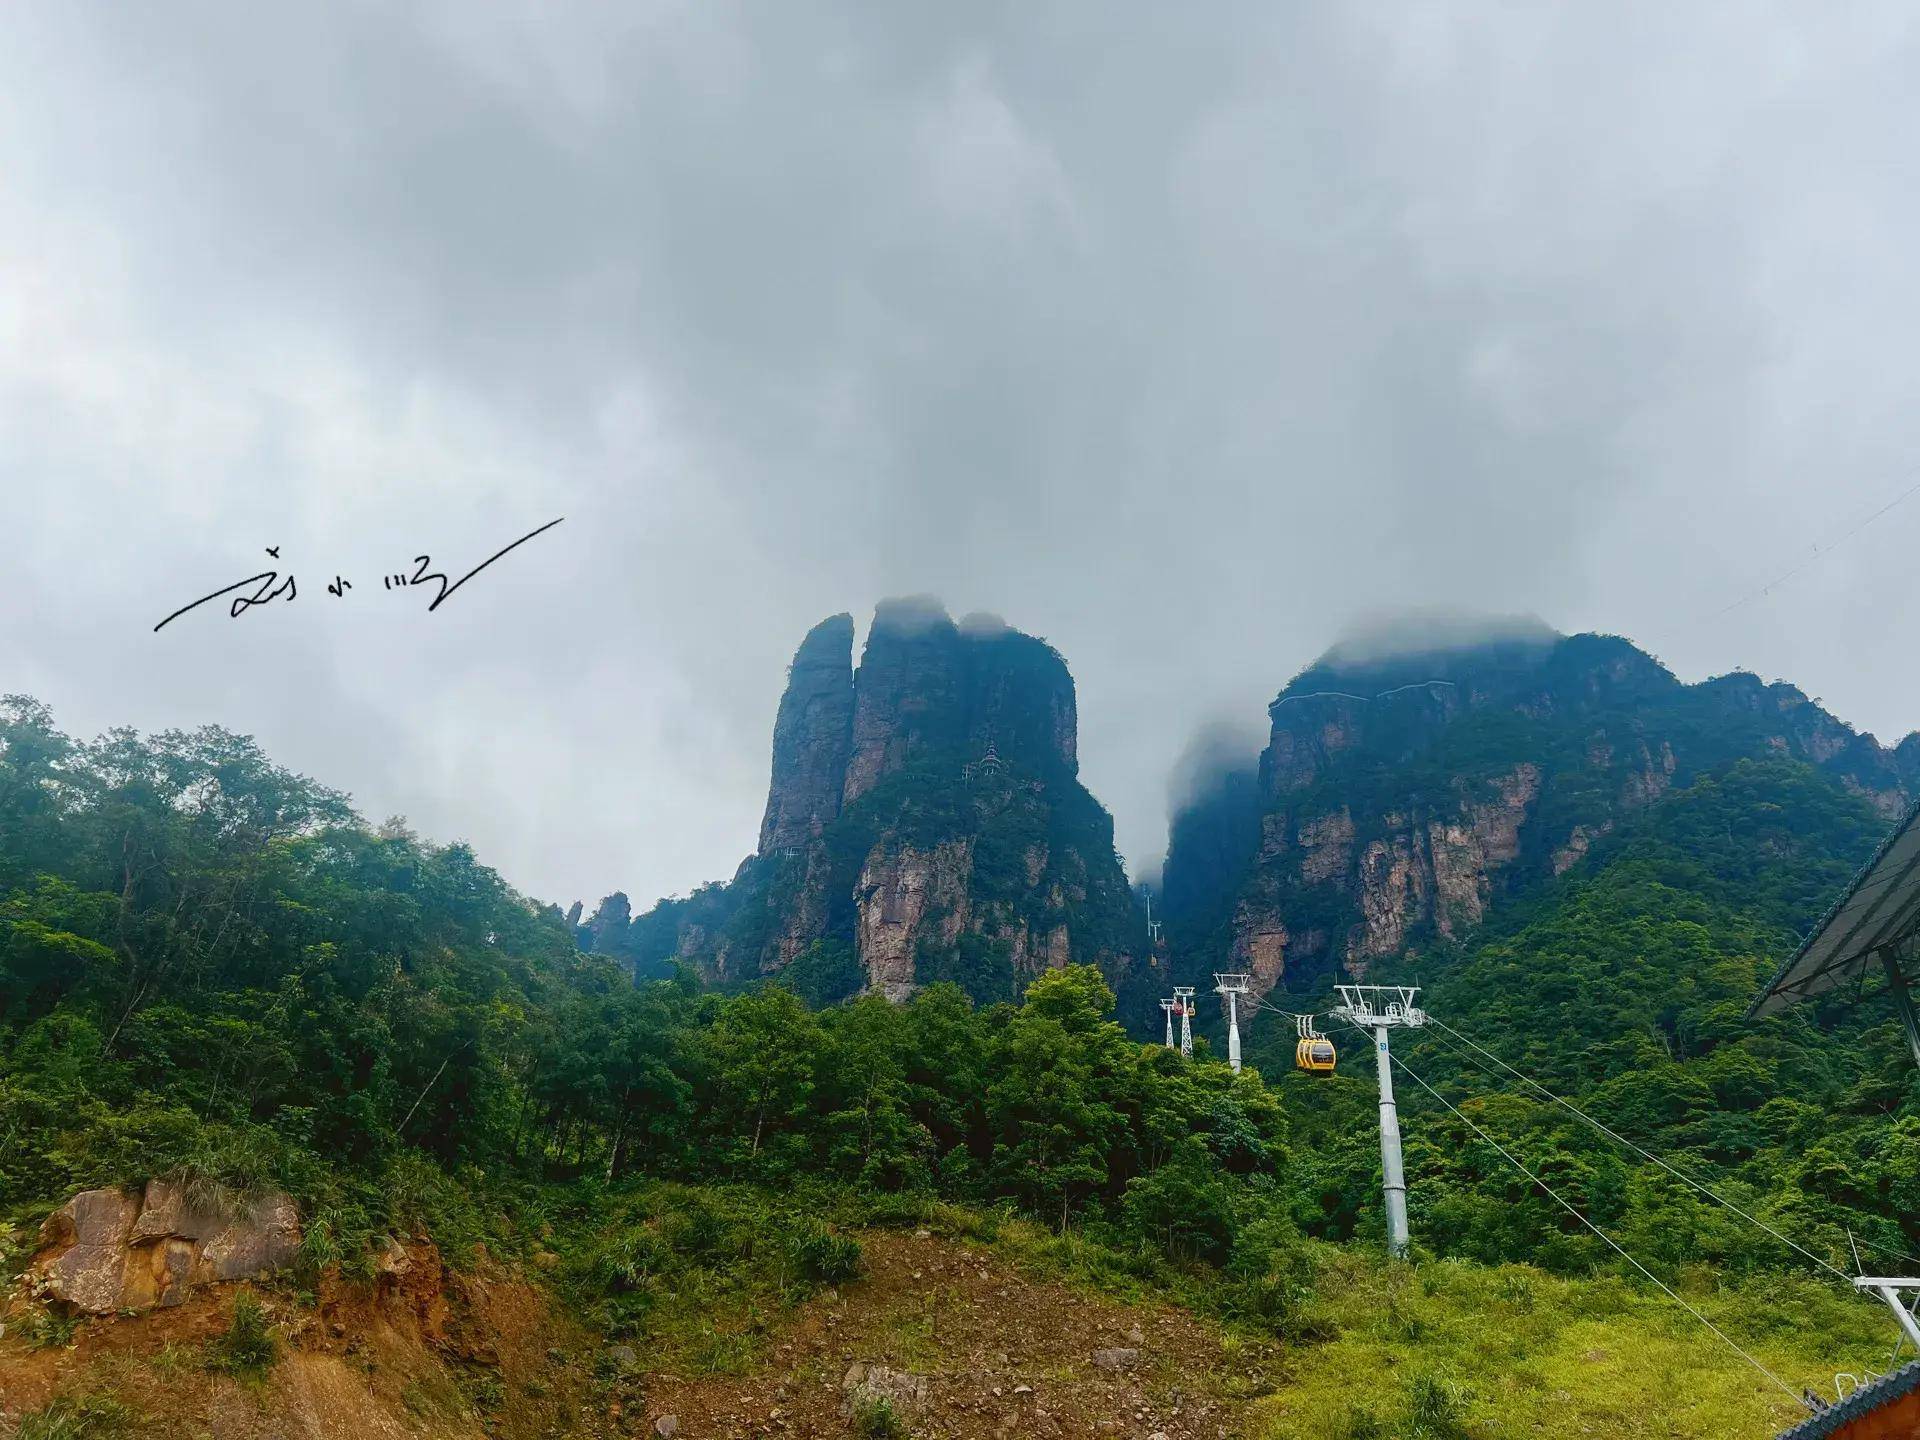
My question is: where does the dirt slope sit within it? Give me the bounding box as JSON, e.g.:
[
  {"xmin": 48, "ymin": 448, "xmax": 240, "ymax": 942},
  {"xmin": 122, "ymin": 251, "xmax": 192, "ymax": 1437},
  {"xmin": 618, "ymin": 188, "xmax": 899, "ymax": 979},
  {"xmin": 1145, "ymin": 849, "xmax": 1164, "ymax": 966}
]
[
  {"xmin": 1, "ymin": 1230, "xmax": 1275, "ymax": 1439},
  {"xmin": 640, "ymin": 1231, "xmax": 1274, "ymax": 1439}
]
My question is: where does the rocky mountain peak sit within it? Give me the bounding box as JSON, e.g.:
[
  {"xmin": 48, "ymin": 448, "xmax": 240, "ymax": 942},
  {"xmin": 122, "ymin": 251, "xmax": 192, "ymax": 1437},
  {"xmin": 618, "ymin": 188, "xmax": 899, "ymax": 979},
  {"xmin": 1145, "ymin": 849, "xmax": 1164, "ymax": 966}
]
[
  {"xmin": 1162, "ymin": 626, "xmax": 1920, "ymax": 1003},
  {"xmin": 759, "ymin": 612, "xmax": 856, "ymax": 854},
  {"xmin": 597, "ymin": 600, "xmax": 1141, "ymax": 1007}
]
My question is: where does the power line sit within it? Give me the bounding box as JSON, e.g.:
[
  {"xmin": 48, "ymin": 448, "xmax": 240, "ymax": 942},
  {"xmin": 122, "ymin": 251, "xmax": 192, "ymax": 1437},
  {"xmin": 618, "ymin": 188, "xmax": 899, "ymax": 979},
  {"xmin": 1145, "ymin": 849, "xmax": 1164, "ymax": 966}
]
[
  {"xmin": 1422, "ymin": 1015, "xmax": 1920, "ymax": 1277},
  {"xmin": 1389, "ymin": 1050, "xmax": 1811, "ymax": 1411},
  {"xmin": 1243, "ymin": 1002, "xmax": 1919, "ymax": 1274},
  {"xmin": 1695, "ymin": 473, "xmax": 1920, "ymax": 630}
]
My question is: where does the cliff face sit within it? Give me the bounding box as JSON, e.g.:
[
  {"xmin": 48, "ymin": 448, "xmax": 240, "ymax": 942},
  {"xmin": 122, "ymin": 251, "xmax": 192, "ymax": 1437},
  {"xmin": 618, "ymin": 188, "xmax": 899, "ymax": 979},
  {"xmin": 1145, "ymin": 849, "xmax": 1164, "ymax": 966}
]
[
  {"xmin": 593, "ymin": 599, "xmax": 1143, "ymax": 1006},
  {"xmin": 759, "ymin": 613, "xmax": 857, "ymax": 853},
  {"xmin": 1160, "ymin": 623, "xmax": 1920, "ymax": 999}
]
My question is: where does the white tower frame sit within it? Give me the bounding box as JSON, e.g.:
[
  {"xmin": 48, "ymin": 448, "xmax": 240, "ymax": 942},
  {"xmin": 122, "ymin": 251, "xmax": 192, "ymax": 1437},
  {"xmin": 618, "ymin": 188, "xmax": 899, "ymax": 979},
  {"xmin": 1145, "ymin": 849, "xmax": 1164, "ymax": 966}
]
[
  {"xmin": 1214, "ymin": 972, "xmax": 1251, "ymax": 1072},
  {"xmin": 1856, "ymin": 1277, "xmax": 1920, "ymax": 1351},
  {"xmin": 1331, "ymin": 984, "xmax": 1427, "ymax": 1260},
  {"xmin": 1159, "ymin": 997, "xmax": 1177, "ymax": 1049},
  {"xmin": 1172, "ymin": 986, "xmax": 1196, "ymax": 1058}
]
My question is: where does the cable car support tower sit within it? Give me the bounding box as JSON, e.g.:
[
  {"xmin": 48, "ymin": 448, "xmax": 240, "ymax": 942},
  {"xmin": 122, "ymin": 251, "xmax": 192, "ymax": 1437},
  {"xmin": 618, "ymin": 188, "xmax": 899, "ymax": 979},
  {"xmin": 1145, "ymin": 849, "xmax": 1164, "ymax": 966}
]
[
  {"xmin": 1215, "ymin": 972, "xmax": 1251, "ymax": 1072},
  {"xmin": 1332, "ymin": 984, "xmax": 1427, "ymax": 1260}
]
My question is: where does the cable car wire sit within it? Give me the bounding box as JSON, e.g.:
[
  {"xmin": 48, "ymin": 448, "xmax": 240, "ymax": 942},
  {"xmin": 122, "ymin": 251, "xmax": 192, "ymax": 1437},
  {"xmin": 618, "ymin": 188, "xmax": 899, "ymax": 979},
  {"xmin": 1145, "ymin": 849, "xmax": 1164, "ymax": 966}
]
[
  {"xmin": 1421, "ymin": 1014, "xmax": 1920, "ymax": 1278},
  {"xmin": 1388, "ymin": 1050, "xmax": 1812, "ymax": 1411}
]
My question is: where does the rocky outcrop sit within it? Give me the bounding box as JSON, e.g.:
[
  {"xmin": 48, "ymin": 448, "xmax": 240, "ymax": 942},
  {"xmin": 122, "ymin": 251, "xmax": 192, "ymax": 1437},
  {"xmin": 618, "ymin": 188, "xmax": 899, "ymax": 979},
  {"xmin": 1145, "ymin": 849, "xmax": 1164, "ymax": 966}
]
[
  {"xmin": 856, "ymin": 840, "xmax": 974, "ymax": 1000},
  {"xmin": 1426, "ymin": 763, "xmax": 1539, "ymax": 938},
  {"xmin": 840, "ymin": 599, "xmax": 1078, "ymax": 806},
  {"xmin": 1162, "ymin": 621, "xmax": 1920, "ymax": 1002},
  {"xmin": 26, "ymin": 1181, "xmax": 300, "ymax": 1314},
  {"xmin": 759, "ymin": 614, "xmax": 857, "ymax": 853},
  {"xmin": 843, "ymin": 598, "xmax": 968, "ymax": 805},
  {"xmin": 584, "ymin": 892, "xmax": 632, "ymax": 953},
  {"xmin": 597, "ymin": 599, "xmax": 1145, "ymax": 1008}
]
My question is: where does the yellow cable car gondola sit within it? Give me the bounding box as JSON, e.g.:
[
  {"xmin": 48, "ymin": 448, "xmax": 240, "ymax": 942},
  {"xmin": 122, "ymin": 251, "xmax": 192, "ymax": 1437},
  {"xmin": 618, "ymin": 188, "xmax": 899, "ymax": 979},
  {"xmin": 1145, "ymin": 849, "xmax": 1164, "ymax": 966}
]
[{"xmin": 1295, "ymin": 1035, "xmax": 1337, "ymax": 1074}]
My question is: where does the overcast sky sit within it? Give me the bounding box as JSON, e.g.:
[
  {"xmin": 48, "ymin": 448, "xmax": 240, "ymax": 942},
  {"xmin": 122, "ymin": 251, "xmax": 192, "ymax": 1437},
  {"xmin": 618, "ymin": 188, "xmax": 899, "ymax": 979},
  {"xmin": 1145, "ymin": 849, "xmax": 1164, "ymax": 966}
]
[{"xmin": 6, "ymin": 3, "xmax": 1920, "ymax": 912}]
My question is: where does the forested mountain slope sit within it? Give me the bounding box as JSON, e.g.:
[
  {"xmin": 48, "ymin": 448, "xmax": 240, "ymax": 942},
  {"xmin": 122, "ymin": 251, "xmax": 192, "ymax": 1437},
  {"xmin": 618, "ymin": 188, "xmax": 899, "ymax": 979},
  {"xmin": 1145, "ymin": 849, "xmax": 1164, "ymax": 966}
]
[
  {"xmin": 1149, "ymin": 618, "xmax": 1920, "ymax": 1312},
  {"xmin": 1255, "ymin": 756, "xmax": 1920, "ymax": 1283}
]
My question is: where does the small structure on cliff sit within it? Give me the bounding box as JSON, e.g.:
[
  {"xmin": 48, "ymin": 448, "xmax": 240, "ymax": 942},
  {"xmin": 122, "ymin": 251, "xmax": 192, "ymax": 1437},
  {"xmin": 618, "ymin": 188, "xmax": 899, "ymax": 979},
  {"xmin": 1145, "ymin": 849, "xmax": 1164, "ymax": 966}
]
[{"xmin": 961, "ymin": 743, "xmax": 1006, "ymax": 785}]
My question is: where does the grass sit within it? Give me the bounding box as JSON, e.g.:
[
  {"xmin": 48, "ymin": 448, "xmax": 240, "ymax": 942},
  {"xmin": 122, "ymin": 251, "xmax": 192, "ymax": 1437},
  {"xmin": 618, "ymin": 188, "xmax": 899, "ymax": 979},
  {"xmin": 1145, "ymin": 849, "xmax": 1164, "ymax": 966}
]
[
  {"xmin": 548, "ymin": 1180, "xmax": 876, "ymax": 1374},
  {"xmin": 10, "ymin": 1178, "xmax": 1899, "ymax": 1440},
  {"xmin": 542, "ymin": 1175, "xmax": 1895, "ymax": 1440},
  {"xmin": 1249, "ymin": 1249, "xmax": 1895, "ymax": 1440},
  {"xmin": 14, "ymin": 1394, "xmax": 141, "ymax": 1440}
]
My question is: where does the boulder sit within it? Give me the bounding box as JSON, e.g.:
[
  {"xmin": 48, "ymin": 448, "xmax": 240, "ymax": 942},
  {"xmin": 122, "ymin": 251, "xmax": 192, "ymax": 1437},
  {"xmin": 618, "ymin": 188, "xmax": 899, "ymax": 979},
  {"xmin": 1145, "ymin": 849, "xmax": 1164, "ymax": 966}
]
[
  {"xmin": 1091, "ymin": 1347, "xmax": 1139, "ymax": 1372},
  {"xmin": 200, "ymin": 1192, "xmax": 300, "ymax": 1281},
  {"xmin": 30, "ymin": 1182, "xmax": 302, "ymax": 1315},
  {"xmin": 843, "ymin": 1363, "xmax": 930, "ymax": 1416},
  {"xmin": 38, "ymin": 1188, "xmax": 138, "ymax": 1314},
  {"xmin": 128, "ymin": 1178, "xmax": 225, "ymax": 1243}
]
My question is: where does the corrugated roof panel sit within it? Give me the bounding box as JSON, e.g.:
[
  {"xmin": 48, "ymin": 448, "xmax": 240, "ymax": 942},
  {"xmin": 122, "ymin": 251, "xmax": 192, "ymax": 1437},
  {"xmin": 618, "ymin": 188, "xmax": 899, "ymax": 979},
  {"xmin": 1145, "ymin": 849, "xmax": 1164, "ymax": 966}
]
[
  {"xmin": 1748, "ymin": 795, "xmax": 1920, "ymax": 1018},
  {"xmin": 1774, "ymin": 1360, "xmax": 1920, "ymax": 1439}
]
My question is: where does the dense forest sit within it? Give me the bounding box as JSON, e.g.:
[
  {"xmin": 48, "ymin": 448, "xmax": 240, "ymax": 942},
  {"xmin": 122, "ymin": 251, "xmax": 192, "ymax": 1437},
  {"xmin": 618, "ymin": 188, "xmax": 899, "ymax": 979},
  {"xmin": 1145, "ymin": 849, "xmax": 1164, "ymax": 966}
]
[
  {"xmin": 2, "ymin": 691, "xmax": 1918, "ymax": 1439},
  {"xmin": 0, "ymin": 695, "xmax": 1282, "ymax": 1289},
  {"xmin": 3, "ymin": 692, "xmax": 1916, "ymax": 1286}
]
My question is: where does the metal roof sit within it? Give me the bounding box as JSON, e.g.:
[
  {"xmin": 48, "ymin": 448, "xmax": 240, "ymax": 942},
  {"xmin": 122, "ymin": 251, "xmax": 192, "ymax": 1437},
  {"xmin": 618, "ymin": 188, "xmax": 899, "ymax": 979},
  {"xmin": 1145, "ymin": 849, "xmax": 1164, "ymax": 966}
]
[
  {"xmin": 1775, "ymin": 1361, "xmax": 1920, "ymax": 1439},
  {"xmin": 1747, "ymin": 794, "xmax": 1920, "ymax": 1019}
]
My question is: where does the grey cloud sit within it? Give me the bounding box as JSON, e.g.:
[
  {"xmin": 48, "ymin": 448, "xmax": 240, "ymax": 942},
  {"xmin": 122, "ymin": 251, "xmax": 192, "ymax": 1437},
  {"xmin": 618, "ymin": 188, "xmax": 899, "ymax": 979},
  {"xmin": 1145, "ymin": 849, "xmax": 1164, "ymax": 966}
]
[{"xmin": 4, "ymin": 3, "xmax": 1920, "ymax": 910}]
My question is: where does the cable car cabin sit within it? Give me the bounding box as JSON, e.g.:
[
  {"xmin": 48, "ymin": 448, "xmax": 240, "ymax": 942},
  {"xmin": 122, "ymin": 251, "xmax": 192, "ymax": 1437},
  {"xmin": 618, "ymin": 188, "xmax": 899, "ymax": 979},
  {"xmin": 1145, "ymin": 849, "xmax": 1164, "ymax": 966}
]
[{"xmin": 1296, "ymin": 1036, "xmax": 1337, "ymax": 1073}]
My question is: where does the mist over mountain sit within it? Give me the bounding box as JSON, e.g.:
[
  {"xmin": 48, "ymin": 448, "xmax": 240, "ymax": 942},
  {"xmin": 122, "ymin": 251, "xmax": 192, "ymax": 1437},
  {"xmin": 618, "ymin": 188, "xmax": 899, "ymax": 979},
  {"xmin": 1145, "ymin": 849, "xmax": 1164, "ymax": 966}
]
[{"xmin": 1315, "ymin": 609, "xmax": 1560, "ymax": 674}]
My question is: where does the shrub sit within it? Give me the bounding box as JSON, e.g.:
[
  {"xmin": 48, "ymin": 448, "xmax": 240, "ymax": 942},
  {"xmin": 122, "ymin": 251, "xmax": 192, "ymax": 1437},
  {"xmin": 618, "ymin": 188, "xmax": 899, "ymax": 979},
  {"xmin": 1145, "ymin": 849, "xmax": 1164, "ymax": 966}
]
[
  {"xmin": 850, "ymin": 1395, "xmax": 909, "ymax": 1440},
  {"xmin": 593, "ymin": 1226, "xmax": 675, "ymax": 1293},
  {"xmin": 659, "ymin": 1189, "xmax": 747, "ymax": 1263},
  {"xmin": 789, "ymin": 1223, "xmax": 864, "ymax": 1286},
  {"xmin": 23, "ymin": 1305, "xmax": 82, "ymax": 1348},
  {"xmin": 1403, "ymin": 1370, "xmax": 1470, "ymax": 1439},
  {"xmin": 206, "ymin": 1288, "xmax": 280, "ymax": 1376},
  {"xmin": 1495, "ymin": 1265, "xmax": 1537, "ymax": 1312}
]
